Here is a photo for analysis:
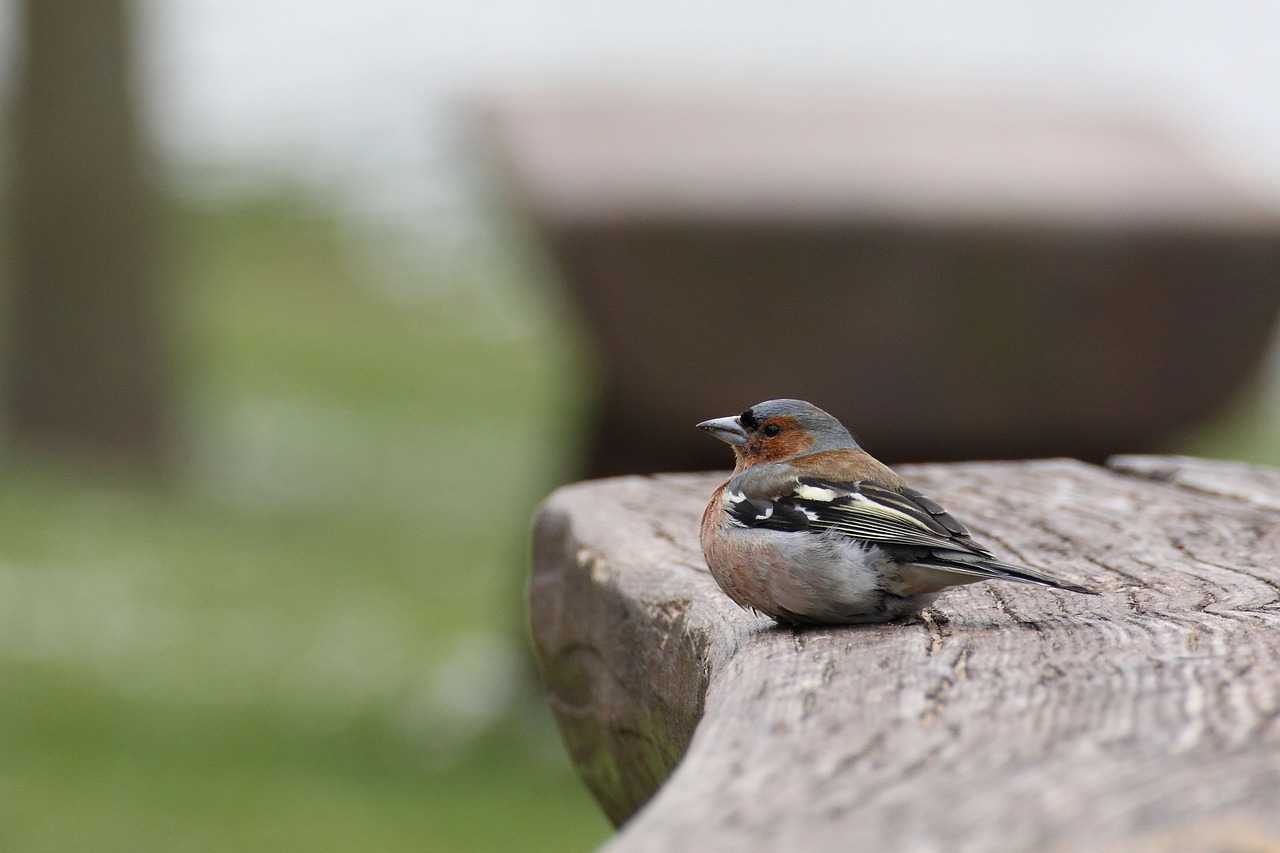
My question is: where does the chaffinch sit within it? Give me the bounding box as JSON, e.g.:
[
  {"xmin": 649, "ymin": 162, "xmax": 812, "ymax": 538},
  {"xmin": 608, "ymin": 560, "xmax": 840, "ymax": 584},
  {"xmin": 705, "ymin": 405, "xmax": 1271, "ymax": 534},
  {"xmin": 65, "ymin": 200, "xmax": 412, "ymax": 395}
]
[{"xmin": 698, "ymin": 399, "xmax": 1094, "ymax": 625}]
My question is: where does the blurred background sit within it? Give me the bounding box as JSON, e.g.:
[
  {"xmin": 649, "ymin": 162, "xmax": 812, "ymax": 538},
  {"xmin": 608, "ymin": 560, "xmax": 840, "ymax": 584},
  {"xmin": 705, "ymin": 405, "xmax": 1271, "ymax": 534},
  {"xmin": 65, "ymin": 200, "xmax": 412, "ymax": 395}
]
[{"xmin": 2, "ymin": 1, "xmax": 1280, "ymax": 851}]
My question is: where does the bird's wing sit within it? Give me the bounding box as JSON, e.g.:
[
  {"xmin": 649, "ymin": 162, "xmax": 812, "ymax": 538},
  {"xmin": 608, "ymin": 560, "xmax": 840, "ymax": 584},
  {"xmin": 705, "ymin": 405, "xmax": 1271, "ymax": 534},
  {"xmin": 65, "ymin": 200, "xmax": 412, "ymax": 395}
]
[
  {"xmin": 725, "ymin": 473, "xmax": 1095, "ymax": 593},
  {"xmin": 725, "ymin": 475, "xmax": 993, "ymax": 557}
]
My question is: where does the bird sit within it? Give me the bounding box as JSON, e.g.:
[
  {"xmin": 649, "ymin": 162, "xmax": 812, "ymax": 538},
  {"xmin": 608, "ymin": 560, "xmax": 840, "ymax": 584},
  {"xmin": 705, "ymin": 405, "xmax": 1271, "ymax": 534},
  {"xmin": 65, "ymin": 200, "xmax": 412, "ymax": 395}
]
[{"xmin": 697, "ymin": 399, "xmax": 1095, "ymax": 625}]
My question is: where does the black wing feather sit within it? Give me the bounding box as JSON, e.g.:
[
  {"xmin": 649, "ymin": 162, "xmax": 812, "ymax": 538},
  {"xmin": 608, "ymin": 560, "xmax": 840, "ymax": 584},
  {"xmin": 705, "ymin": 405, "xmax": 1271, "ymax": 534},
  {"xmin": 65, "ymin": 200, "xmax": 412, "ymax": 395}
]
[
  {"xmin": 725, "ymin": 494, "xmax": 811, "ymax": 532},
  {"xmin": 723, "ymin": 475, "xmax": 1094, "ymax": 594},
  {"xmin": 790, "ymin": 477, "xmax": 990, "ymax": 556},
  {"xmin": 728, "ymin": 476, "xmax": 985, "ymax": 555}
]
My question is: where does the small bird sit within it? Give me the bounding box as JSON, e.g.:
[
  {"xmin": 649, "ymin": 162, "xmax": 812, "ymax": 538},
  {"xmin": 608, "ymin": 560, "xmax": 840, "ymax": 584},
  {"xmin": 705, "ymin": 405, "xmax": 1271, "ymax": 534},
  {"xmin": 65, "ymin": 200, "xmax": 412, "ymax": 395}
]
[{"xmin": 697, "ymin": 399, "xmax": 1094, "ymax": 625}]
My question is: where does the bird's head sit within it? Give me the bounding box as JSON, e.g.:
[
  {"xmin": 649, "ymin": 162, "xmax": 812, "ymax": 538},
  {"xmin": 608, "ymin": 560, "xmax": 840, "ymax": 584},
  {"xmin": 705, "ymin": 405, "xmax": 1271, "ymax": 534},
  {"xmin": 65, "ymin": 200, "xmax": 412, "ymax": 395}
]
[{"xmin": 697, "ymin": 399, "xmax": 856, "ymax": 470}]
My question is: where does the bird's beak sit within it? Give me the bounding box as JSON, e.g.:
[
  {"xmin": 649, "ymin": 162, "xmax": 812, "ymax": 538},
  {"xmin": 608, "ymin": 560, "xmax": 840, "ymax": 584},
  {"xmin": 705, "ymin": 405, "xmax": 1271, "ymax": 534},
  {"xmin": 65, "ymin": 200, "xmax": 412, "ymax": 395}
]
[{"xmin": 696, "ymin": 415, "xmax": 748, "ymax": 446}]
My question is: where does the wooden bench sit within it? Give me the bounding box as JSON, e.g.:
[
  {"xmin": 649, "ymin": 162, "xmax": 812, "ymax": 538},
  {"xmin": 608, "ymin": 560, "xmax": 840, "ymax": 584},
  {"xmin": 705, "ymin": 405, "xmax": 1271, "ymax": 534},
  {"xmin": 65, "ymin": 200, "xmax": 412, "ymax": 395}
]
[
  {"xmin": 530, "ymin": 456, "xmax": 1280, "ymax": 850},
  {"xmin": 485, "ymin": 92, "xmax": 1280, "ymax": 475}
]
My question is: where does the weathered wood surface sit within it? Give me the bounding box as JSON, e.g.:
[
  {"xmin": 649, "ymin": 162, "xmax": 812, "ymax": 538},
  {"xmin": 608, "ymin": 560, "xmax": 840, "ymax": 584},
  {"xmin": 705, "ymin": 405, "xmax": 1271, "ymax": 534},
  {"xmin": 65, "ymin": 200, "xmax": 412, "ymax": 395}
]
[{"xmin": 529, "ymin": 457, "xmax": 1280, "ymax": 851}]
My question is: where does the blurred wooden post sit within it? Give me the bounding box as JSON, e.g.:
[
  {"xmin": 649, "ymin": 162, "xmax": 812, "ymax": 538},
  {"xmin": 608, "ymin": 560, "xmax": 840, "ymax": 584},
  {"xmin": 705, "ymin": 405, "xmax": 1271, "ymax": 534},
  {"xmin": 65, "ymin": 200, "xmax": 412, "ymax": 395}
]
[
  {"xmin": 530, "ymin": 456, "xmax": 1280, "ymax": 849},
  {"xmin": 5, "ymin": 0, "xmax": 170, "ymax": 469}
]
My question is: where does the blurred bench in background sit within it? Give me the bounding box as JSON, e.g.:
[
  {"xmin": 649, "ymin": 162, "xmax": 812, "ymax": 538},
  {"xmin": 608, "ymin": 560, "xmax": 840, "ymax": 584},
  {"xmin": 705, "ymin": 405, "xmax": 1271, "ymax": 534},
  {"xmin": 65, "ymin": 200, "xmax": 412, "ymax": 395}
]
[
  {"xmin": 529, "ymin": 455, "xmax": 1280, "ymax": 849},
  {"xmin": 485, "ymin": 92, "xmax": 1280, "ymax": 476}
]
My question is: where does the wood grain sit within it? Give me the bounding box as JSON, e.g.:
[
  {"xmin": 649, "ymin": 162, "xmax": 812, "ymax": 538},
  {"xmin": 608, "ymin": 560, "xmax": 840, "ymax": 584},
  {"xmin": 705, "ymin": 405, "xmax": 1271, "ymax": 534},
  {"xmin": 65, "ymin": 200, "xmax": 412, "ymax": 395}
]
[{"xmin": 529, "ymin": 457, "xmax": 1280, "ymax": 851}]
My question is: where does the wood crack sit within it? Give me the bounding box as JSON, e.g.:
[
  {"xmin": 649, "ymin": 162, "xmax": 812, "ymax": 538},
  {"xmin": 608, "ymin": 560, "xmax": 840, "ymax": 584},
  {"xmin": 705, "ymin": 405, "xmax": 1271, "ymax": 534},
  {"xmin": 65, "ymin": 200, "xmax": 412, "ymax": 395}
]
[
  {"xmin": 986, "ymin": 586, "xmax": 1046, "ymax": 637},
  {"xmin": 920, "ymin": 608, "xmax": 948, "ymax": 655}
]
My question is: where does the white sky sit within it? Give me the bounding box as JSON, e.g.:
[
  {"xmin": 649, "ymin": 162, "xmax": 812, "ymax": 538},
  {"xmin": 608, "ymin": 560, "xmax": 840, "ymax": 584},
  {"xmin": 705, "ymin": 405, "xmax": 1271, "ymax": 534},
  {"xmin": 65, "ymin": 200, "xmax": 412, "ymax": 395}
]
[{"xmin": 4, "ymin": 1, "xmax": 1280, "ymax": 227}]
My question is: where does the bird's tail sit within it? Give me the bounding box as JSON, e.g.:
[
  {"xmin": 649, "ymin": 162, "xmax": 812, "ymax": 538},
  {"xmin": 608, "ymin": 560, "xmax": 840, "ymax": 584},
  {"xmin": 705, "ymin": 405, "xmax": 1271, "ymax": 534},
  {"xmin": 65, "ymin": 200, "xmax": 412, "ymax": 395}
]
[{"xmin": 922, "ymin": 552, "xmax": 1097, "ymax": 595}]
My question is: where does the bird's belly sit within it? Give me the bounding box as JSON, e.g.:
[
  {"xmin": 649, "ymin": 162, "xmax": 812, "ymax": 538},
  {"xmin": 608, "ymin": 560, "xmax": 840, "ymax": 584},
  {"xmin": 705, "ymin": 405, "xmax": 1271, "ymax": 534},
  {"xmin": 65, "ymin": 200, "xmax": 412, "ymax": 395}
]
[{"xmin": 704, "ymin": 527, "xmax": 928, "ymax": 624}]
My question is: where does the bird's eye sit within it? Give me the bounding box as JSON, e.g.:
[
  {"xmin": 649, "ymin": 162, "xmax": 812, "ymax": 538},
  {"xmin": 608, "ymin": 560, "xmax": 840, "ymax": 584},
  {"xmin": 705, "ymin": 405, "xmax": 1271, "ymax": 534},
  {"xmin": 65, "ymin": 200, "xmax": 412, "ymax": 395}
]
[{"xmin": 762, "ymin": 423, "xmax": 782, "ymax": 437}]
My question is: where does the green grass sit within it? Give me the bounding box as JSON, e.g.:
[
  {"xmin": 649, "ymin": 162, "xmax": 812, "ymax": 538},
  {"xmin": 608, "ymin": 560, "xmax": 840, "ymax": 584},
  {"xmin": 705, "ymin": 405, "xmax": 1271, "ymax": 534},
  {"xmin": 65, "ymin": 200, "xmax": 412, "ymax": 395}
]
[
  {"xmin": 1174, "ymin": 370, "xmax": 1280, "ymax": 468},
  {"xmin": 0, "ymin": 190, "xmax": 610, "ymax": 851}
]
